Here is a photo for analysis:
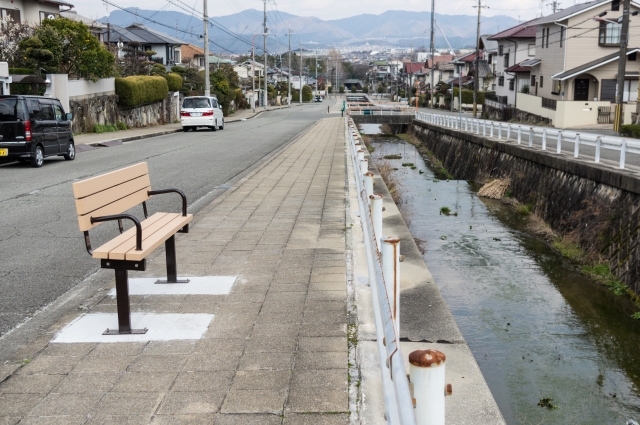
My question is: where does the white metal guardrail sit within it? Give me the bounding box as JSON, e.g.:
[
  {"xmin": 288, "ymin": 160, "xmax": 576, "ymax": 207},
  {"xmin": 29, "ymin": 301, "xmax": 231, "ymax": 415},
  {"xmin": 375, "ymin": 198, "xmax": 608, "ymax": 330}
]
[
  {"xmin": 346, "ymin": 118, "xmax": 417, "ymax": 425},
  {"xmin": 415, "ymin": 111, "xmax": 640, "ymax": 170}
]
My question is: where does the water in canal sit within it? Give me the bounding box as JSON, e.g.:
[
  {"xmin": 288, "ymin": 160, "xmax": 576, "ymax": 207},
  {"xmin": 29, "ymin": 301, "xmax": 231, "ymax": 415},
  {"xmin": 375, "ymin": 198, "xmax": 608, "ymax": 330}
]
[{"xmin": 370, "ymin": 137, "xmax": 640, "ymax": 425}]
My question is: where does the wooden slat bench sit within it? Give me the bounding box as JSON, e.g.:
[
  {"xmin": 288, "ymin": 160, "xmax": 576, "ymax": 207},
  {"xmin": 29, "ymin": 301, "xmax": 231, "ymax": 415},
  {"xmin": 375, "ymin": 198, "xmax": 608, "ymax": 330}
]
[{"xmin": 73, "ymin": 162, "xmax": 193, "ymax": 335}]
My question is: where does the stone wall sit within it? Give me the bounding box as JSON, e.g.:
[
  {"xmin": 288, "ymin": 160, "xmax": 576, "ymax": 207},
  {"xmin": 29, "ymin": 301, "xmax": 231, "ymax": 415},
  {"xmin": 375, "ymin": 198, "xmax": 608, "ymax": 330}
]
[
  {"xmin": 70, "ymin": 92, "xmax": 180, "ymax": 134},
  {"xmin": 410, "ymin": 119, "xmax": 640, "ymax": 297},
  {"xmin": 482, "ymin": 103, "xmax": 553, "ymax": 126}
]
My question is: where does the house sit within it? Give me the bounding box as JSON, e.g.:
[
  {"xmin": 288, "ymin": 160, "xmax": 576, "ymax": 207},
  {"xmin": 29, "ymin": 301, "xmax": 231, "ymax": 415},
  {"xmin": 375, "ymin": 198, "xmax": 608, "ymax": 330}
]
[
  {"xmin": 106, "ymin": 24, "xmax": 182, "ymax": 68},
  {"xmin": 180, "ymin": 44, "xmax": 207, "ymax": 69},
  {"xmin": 479, "ymin": 35, "xmax": 499, "ymax": 89},
  {"xmin": 0, "ymin": 0, "xmax": 73, "ymax": 24},
  {"xmin": 60, "ymin": 10, "xmax": 106, "ymax": 42},
  {"xmin": 487, "ymin": 21, "xmax": 537, "ymax": 106},
  {"xmin": 404, "ymin": 62, "xmax": 427, "ymax": 87},
  {"xmin": 433, "ymin": 62, "xmax": 456, "ymax": 85},
  {"xmin": 516, "ymin": 0, "xmax": 640, "ymax": 127}
]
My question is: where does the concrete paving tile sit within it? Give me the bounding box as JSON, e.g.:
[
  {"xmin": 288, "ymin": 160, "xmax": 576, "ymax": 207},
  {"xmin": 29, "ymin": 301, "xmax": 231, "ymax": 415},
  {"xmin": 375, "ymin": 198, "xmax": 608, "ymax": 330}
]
[
  {"xmin": 94, "ymin": 392, "xmax": 163, "ymax": 416},
  {"xmin": 88, "ymin": 343, "xmax": 147, "ymax": 357},
  {"xmin": 171, "ymin": 371, "xmax": 234, "ymax": 392},
  {"xmin": 53, "ymin": 373, "xmax": 120, "ymax": 393},
  {"xmin": 139, "ymin": 295, "xmax": 187, "ymax": 304},
  {"xmin": 303, "ymin": 310, "xmax": 346, "ymax": 325},
  {"xmin": 283, "ymin": 413, "xmax": 349, "ymax": 424},
  {"xmin": 111, "ymin": 372, "xmax": 177, "ymax": 392},
  {"xmin": 149, "ymin": 414, "xmax": 215, "ymax": 424},
  {"xmin": 290, "ymin": 370, "xmax": 348, "ymax": 391},
  {"xmin": 213, "ymin": 413, "xmax": 282, "ymax": 425},
  {"xmin": 175, "ymin": 304, "xmax": 220, "ymax": 314},
  {"xmin": 71, "ymin": 356, "xmax": 135, "ymax": 374},
  {"xmin": 182, "ymin": 353, "xmax": 241, "ymax": 372},
  {"xmin": 308, "ymin": 281, "xmax": 346, "ymax": 292},
  {"xmin": 128, "ymin": 355, "xmax": 188, "ymax": 373},
  {"xmin": 16, "ymin": 356, "xmax": 80, "ymax": 375},
  {"xmin": 230, "ymin": 370, "xmax": 290, "ymax": 391},
  {"xmin": 302, "ymin": 301, "xmax": 346, "ymax": 313},
  {"xmin": 309, "ymin": 274, "xmax": 345, "ymax": 284},
  {"xmin": 267, "ymin": 283, "xmax": 308, "ymax": 293},
  {"xmin": 251, "ymin": 324, "xmax": 299, "ymax": 338},
  {"xmin": 305, "ymin": 291, "xmax": 346, "ymax": 302},
  {"xmin": 294, "ymin": 352, "xmax": 346, "ymax": 370},
  {"xmin": 238, "ymin": 352, "xmax": 293, "ymax": 371},
  {"xmin": 193, "ymin": 339, "xmax": 245, "ymax": 355},
  {"xmin": 228, "ymin": 283, "xmax": 270, "ymax": 294},
  {"xmin": 221, "ymin": 389, "xmax": 286, "ymax": 414},
  {"xmin": 213, "ymin": 313, "xmax": 258, "ymax": 327},
  {"xmin": 0, "ymin": 417, "xmax": 20, "ymax": 425},
  {"xmin": 299, "ymin": 324, "xmax": 346, "ymax": 338},
  {"xmin": 27, "ymin": 392, "xmax": 104, "ymax": 416},
  {"xmin": 255, "ymin": 312, "xmax": 302, "ymax": 325},
  {"xmin": 215, "ymin": 303, "xmax": 263, "ymax": 315},
  {"xmin": 311, "ymin": 267, "xmax": 346, "ymax": 275},
  {"xmin": 142, "ymin": 341, "xmax": 197, "ymax": 356},
  {"xmin": 86, "ymin": 415, "xmax": 153, "ymax": 425},
  {"xmin": 285, "ymin": 388, "xmax": 348, "ymax": 413},
  {"xmin": 222, "ymin": 293, "xmax": 266, "ymax": 304},
  {"xmin": 157, "ymin": 392, "xmax": 225, "ymax": 414},
  {"xmin": 40, "ymin": 343, "xmax": 96, "ymax": 357},
  {"xmin": 18, "ymin": 416, "xmax": 87, "ymax": 424},
  {"xmin": 0, "ymin": 374, "xmax": 63, "ymax": 394},
  {"xmin": 0, "ymin": 364, "xmax": 20, "ymax": 383},
  {"xmin": 203, "ymin": 324, "xmax": 253, "ymax": 339},
  {"xmin": 0, "ymin": 393, "xmax": 43, "ymax": 416},
  {"xmin": 297, "ymin": 337, "xmax": 347, "ymax": 353}
]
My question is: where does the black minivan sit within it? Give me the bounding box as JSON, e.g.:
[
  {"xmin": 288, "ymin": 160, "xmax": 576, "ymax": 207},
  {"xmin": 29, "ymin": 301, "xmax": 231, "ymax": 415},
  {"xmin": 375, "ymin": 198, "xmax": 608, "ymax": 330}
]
[{"xmin": 0, "ymin": 95, "xmax": 75, "ymax": 167}]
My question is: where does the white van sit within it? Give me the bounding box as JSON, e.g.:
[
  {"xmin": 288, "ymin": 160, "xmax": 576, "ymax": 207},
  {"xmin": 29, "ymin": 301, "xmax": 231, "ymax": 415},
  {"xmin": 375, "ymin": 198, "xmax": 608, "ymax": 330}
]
[{"xmin": 180, "ymin": 96, "xmax": 225, "ymax": 132}]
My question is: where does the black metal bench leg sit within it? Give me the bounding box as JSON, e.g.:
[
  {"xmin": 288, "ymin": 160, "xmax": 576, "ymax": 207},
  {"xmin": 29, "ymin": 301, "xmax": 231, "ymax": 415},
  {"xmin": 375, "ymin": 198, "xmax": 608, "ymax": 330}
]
[
  {"xmin": 103, "ymin": 268, "xmax": 148, "ymax": 335},
  {"xmin": 155, "ymin": 235, "xmax": 190, "ymax": 284}
]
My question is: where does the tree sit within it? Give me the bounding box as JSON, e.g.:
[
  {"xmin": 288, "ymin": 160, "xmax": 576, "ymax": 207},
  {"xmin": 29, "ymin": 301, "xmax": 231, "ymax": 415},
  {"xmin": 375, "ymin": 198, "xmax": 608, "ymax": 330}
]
[
  {"xmin": 18, "ymin": 36, "xmax": 54, "ymax": 76},
  {"xmin": 350, "ymin": 85, "xmax": 357, "ymax": 93},
  {"xmin": 37, "ymin": 17, "xmax": 114, "ymax": 80},
  {"xmin": 0, "ymin": 17, "xmax": 34, "ymax": 65},
  {"xmin": 150, "ymin": 63, "xmax": 167, "ymax": 77},
  {"xmin": 120, "ymin": 41, "xmax": 155, "ymax": 77}
]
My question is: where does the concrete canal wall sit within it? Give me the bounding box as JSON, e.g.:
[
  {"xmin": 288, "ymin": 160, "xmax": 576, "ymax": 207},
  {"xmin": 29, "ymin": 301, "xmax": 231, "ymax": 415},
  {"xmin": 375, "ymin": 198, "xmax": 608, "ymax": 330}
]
[{"xmin": 410, "ymin": 119, "xmax": 640, "ymax": 298}]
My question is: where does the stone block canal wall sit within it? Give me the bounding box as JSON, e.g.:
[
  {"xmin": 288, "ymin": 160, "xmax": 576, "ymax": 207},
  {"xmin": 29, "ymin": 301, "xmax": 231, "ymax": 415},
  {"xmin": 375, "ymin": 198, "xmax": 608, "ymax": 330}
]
[{"xmin": 410, "ymin": 119, "xmax": 640, "ymax": 297}]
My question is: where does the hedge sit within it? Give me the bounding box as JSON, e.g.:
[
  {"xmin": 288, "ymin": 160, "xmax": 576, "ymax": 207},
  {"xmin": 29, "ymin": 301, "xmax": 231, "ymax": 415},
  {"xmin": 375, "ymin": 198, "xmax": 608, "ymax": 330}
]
[
  {"xmin": 453, "ymin": 88, "xmax": 485, "ymax": 105},
  {"xmin": 620, "ymin": 124, "xmax": 640, "ymax": 138},
  {"xmin": 165, "ymin": 73, "xmax": 183, "ymax": 92},
  {"xmin": 9, "ymin": 68, "xmax": 34, "ymax": 75},
  {"xmin": 115, "ymin": 76, "xmax": 168, "ymax": 107}
]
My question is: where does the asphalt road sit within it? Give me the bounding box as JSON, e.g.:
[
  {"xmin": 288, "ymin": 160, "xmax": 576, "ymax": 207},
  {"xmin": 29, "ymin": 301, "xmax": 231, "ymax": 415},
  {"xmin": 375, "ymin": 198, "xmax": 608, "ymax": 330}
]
[{"xmin": 0, "ymin": 104, "xmax": 329, "ymax": 339}]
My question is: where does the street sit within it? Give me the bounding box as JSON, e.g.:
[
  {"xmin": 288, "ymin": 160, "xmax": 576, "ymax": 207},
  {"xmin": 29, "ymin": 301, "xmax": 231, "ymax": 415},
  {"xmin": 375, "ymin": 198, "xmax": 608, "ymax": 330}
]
[{"xmin": 0, "ymin": 104, "xmax": 329, "ymax": 342}]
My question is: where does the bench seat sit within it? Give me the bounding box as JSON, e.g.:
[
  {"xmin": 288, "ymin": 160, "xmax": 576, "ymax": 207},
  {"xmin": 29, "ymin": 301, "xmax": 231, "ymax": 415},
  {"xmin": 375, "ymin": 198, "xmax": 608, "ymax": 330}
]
[{"xmin": 93, "ymin": 212, "xmax": 193, "ymax": 261}]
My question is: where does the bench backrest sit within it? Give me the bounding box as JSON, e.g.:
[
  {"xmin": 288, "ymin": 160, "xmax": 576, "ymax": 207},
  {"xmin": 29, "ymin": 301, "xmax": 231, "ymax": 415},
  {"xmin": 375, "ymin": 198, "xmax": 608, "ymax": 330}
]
[{"xmin": 73, "ymin": 162, "xmax": 151, "ymax": 231}]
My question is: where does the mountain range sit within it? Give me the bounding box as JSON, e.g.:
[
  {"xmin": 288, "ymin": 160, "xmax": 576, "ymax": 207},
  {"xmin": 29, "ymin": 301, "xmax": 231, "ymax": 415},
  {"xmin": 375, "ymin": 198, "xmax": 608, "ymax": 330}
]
[{"xmin": 99, "ymin": 8, "xmax": 520, "ymax": 54}]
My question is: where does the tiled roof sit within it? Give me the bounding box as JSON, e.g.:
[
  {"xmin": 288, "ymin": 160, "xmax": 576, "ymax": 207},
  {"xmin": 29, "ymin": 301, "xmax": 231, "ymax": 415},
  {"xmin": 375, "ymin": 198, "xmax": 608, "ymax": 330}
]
[
  {"xmin": 532, "ymin": 0, "xmax": 612, "ymax": 25},
  {"xmin": 505, "ymin": 63, "xmax": 532, "ymax": 73},
  {"xmin": 455, "ymin": 51, "xmax": 483, "ymax": 63},
  {"xmin": 426, "ymin": 55, "xmax": 454, "ymax": 68},
  {"xmin": 181, "ymin": 44, "xmax": 205, "ymax": 60},
  {"xmin": 404, "ymin": 63, "xmax": 425, "ymax": 73},
  {"xmin": 488, "ymin": 19, "xmax": 538, "ymax": 40}
]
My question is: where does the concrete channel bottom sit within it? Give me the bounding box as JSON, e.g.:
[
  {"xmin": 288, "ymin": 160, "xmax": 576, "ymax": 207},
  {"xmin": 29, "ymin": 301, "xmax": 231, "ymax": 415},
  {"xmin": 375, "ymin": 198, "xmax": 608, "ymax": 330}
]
[{"xmin": 0, "ymin": 118, "xmax": 352, "ymax": 424}]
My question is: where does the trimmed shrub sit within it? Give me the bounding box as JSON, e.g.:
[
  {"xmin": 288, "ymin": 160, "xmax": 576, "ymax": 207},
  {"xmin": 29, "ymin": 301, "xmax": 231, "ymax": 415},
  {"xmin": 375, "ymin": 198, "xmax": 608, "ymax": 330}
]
[
  {"xmin": 620, "ymin": 124, "xmax": 640, "ymax": 138},
  {"xmin": 165, "ymin": 73, "xmax": 183, "ymax": 92},
  {"xmin": 116, "ymin": 121, "xmax": 128, "ymax": 131},
  {"xmin": 453, "ymin": 88, "xmax": 485, "ymax": 105},
  {"xmin": 302, "ymin": 85, "xmax": 313, "ymax": 102},
  {"xmin": 9, "ymin": 68, "xmax": 34, "ymax": 75},
  {"xmin": 363, "ymin": 87, "xmax": 369, "ymax": 94},
  {"xmin": 115, "ymin": 76, "xmax": 168, "ymax": 108}
]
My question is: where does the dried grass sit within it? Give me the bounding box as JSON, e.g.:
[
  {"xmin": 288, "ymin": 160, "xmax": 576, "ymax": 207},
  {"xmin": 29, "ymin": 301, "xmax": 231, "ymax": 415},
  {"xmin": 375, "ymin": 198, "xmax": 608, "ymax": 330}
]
[
  {"xmin": 378, "ymin": 161, "xmax": 401, "ymax": 204},
  {"xmin": 525, "ymin": 214, "xmax": 557, "ymax": 242},
  {"xmin": 478, "ymin": 178, "xmax": 510, "ymax": 199}
]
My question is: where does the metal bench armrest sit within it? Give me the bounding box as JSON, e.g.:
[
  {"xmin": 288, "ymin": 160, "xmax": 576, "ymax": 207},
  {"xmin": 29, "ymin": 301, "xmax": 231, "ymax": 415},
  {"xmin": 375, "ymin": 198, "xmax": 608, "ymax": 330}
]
[
  {"xmin": 148, "ymin": 189, "xmax": 188, "ymax": 216},
  {"xmin": 90, "ymin": 214, "xmax": 143, "ymax": 251}
]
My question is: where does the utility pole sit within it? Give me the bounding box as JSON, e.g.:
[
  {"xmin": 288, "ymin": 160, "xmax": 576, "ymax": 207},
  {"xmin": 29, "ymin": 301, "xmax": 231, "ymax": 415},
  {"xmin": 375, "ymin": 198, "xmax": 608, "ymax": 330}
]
[
  {"xmin": 300, "ymin": 43, "xmax": 303, "ymax": 104},
  {"xmin": 203, "ymin": 0, "xmax": 210, "ymax": 96},
  {"xmin": 429, "ymin": 0, "xmax": 435, "ymax": 107},
  {"xmin": 263, "ymin": 0, "xmax": 268, "ymax": 109},
  {"xmin": 472, "ymin": 0, "xmax": 488, "ymax": 118},
  {"xmin": 287, "ymin": 29, "xmax": 292, "ymax": 107},
  {"xmin": 547, "ymin": 0, "xmax": 560, "ymax": 13},
  {"xmin": 315, "ymin": 49, "xmax": 318, "ymax": 96},
  {"xmin": 615, "ymin": 0, "xmax": 631, "ymax": 133}
]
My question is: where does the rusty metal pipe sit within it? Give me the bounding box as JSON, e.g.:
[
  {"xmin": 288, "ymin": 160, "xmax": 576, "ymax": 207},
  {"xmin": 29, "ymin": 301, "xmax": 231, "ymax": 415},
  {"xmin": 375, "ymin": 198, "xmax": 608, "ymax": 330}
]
[{"xmin": 409, "ymin": 349, "xmax": 447, "ymax": 425}]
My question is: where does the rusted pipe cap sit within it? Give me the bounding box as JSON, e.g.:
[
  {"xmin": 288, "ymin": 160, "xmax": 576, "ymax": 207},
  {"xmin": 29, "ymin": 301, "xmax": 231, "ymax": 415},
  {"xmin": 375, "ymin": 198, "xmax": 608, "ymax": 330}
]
[
  {"xmin": 382, "ymin": 236, "xmax": 400, "ymax": 244},
  {"xmin": 409, "ymin": 349, "xmax": 446, "ymax": 368},
  {"xmin": 364, "ymin": 172, "xmax": 374, "ymax": 177},
  {"xmin": 369, "ymin": 194, "xmax": 383, "ymax": 200}
]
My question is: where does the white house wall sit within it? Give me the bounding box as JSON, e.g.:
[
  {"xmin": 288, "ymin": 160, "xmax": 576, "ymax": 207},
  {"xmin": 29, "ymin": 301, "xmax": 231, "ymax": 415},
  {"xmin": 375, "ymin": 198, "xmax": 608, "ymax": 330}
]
[{"xmin": 0, "ymin": 0, "xmax": 61, "ymax": 24}]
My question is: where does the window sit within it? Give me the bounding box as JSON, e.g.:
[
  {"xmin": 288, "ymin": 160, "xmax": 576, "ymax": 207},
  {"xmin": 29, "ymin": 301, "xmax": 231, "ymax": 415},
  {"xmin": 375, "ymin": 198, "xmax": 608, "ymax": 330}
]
[
  {"xmin": 53, "ymin": 103, "xmax": 64, "ymax": 121},
  {"xmin": 182, "ymin": 98, "xmax": 211, "ymax": 108},
  {"xmin": 599, "ymin": 22, "xmax": 621, "ymax": 46},
  {"xmin": 560, "ymin": 27, "xmax": 565, "ymax": 48},
  {"xmin": 498, "ymin": 45, "xmax": 503, "ymax": 56},
  {"xmin": 504, "ymin": 53, "xmax": 510, "ymax": 68},
  {"xmin": 39, "ymin": 102, "xmax": 54, "ymax": 120},
  {"xmin": 545, "ymin": 28, "xmax": 550, "ymax": 48},
  {"xmin": 531, "ymin": 75, "xmax": 536, "ymax": 86},
  {"xmin": 509, "ymin": 79, "xmax": 515, "ymax": 91},
  {"xmin": 630, "ymin": 52, "xmax": 637, "ymax": 61},
  {"xmin": 540, "ymin": 76, "xmax": 544, "ymax": 88},
  {"xmin": 39, "ymin": 11, "xmax": 59, "ymax": 22},
  {"xmin": 551, "ymin": 79, "xmax": 561, "ymax": 95},
  {"xmin": 541, "ymin": 29, "xmax": 545, "ymax": 48},
  {"xmin": 498, "ymin": 76, "xmax": 505, "ymax": 86},
  {"xmin": 0, "ymin": 8, "xmax": 21, "ymax": 23},
  {"xmin": 528, "ymin": 44, "xmax": 536, "ymax": 56},
  {"xmin": 612, "ymin": 0, "xmax": 620, "ymax": 11}
]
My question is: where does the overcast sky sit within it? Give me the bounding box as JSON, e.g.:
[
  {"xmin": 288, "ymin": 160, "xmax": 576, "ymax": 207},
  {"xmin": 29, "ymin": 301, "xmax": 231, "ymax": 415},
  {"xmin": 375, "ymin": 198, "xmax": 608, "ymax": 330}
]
[{"xmin": 74, "ymin": 0, "xmax": 550, "ymax": 22}]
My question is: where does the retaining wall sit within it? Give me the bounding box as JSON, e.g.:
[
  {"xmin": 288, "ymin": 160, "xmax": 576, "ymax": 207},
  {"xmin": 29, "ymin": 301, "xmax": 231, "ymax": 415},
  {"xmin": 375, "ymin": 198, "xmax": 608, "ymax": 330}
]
[{"xmin": 410, "ymin": 119, "xmax": 640, "ymax": 297}]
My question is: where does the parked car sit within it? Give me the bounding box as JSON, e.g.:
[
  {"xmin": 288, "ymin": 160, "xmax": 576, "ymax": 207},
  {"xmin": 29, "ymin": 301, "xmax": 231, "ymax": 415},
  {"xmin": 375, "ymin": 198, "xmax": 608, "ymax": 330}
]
[
  {"xmin": 0, "ymin": 95, "xmax": 74, "ymax": 168},
  {"xmin": 180, "ymin": 96, "xmax": 225, "ymax": 132},
  {"xmin": 314, "ymin": 96, "xmax": 323, "ymax": 102}
]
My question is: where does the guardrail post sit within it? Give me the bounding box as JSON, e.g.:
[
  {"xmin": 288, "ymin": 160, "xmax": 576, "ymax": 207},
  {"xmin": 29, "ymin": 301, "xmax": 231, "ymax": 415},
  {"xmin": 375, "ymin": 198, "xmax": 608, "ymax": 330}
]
[
  {"xmin": 542, "ymin": 129, "xmax": 547, "ymax": 150},
  {"xmin": 528, "ymin": 128, "xmax": 533, "ymax": 147},
  {"xmin": 557, "ymin": 131, "xmax": 562, "ymax": 154},
  {"xmin": 517, "ymin": 126, "xmax": 522, "ymax": 144},
  {"xmin": 464, "ymin": 119, "xmax": 468, "ymax": 132},
  {"xmin": 482, "ymin": 121, "xmax": 486, "ymax": 136},
  {"xmin": 370, "ymin": 194, "xmax": 383, "ymax": 250},
  {"xmin": 357, "ymin": 149, "xmax": 365, "ymax": 163},
  {"xmin": 620, "ymin": 140, "xmax": 627, "ymax": 169},
  {"xmin": 574, "ymin": 134, "xmax": 580, "ymax": 158},
  {"xmin": 410, "ymin": 349, "xmax": 448, "ymax": 425},
  {"xmin": 360, "ymin": 159, "xmax": 368, "ymax": 175},
  {"xmin": 498, "ymin": 124, "xmax": 502, "ymax": 139},
  {"xmin": 381, "ymin": 236, "xmax": 400, "ymax": 336},
  {"xmin": 595, "ymin": 137, "xmax": 601, "ymax": 163},
  {"xmin": 489, "ymin": 122, "xmax": 494, "ymax": 137},
  {"xmin": 506, "ymin": 124, "xmax": 511, "ymax": 140},
  {"xmin": 364, "ymin": 172, "xmax": 374, "ymax": 203}
]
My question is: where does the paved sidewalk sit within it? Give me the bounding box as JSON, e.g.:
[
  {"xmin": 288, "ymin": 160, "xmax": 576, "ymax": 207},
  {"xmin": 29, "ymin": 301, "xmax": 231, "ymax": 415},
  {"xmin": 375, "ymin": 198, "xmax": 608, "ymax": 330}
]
[
  {"xmin": 0, "ymin": 118, "xmax": 349, "ymax": 424},
  {"xmin": 74, "ymin": 105, "xmax": 296, "ymax": 146}
]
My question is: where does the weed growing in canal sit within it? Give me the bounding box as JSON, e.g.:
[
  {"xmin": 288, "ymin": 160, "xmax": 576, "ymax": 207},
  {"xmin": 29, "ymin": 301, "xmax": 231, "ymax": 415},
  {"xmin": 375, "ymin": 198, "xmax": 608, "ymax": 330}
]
[
  {"xmin": 440, "ymin": 206, "xmax": 451, "ymax": 215},
  {"xmin": 537, "ymin": 396, "xmax": 558, "ymax": 410},
  {"xmin": 517, "ymin": 203, "xmax": 534, "ymax": 215},
  {"xmin": 384, "ymin": 154, "xmax": 402, "ymax": 160},
  {"xmin": 378, "ymin": 162, "xmax": 401, "ymax": 204},
  {"xmin": 367, "ymin": 145, "xmax": 375, "ymax": 153},
  {"xmin": 401, "ymin": 163, "xmax": 414, "ymax": 167},
  {"xmin": 419, "ymin": 170, "xmax": 424, "ymax": 174},
  {"xmin": 633, "ymin": 312, "xmax": 640, "ymax": 320},
  {"xmin": 553, "ymin": 237, "xmax": 586, "ymax": 262},
  {"xmin": 582, "ymin": 264, "xmax": 628, "ymax": 295}
]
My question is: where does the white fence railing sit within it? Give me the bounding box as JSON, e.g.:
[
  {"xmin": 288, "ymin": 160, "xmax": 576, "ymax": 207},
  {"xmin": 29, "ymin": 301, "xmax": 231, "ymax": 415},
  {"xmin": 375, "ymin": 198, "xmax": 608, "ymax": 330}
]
[
  {"xmin": 346, "ymin": 118, "xmax": 417, "ymax": 425},
  {"xmin": 415, "ymin": 112, "xmax": 640, "ymax": 170},
  {"xmin": 349, "ymin": 109, "xmax": 415, "ymax": 116}
]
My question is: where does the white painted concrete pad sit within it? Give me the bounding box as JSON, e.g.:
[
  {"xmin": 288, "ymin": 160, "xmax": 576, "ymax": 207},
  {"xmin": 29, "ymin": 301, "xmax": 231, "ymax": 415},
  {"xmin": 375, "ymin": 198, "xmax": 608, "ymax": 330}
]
[
  {"xmin": 52, "ymin": 313, "xmax": 214, "ymax": 343},
  {"xmin": 107, "ymin": 276, "xmax": 236, "ymax": 297}
]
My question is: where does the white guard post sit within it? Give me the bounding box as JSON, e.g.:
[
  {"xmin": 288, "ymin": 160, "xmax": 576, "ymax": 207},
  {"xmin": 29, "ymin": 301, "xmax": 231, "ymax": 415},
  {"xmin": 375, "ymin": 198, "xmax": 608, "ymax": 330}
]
[
  {"xmin": 381, "ymin": 236, "xmax": 400, "ymax": 336},
  {"xmin": 409, "ymin": 349, "xmax": 450, "ymax": 425},
  {"xmin": 364, "ymin": 172, "xmax": 374, "ymax": 204},
  {"xmin": 369, "ymin": 194, "xmax": 383, "ymax": 250}
]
